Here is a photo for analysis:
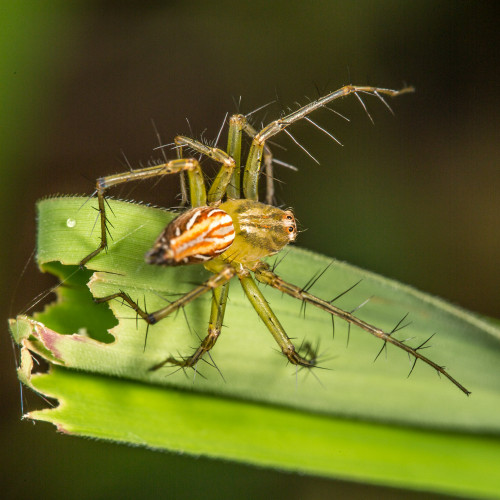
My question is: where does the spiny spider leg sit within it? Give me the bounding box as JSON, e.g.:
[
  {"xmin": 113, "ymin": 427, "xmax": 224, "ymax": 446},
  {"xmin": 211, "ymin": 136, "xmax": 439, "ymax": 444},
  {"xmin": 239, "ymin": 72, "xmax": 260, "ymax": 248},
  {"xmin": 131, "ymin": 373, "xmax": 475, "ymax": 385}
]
[
  {"xmin": 174, "ymin": 136, "xmax": 236, "ymax": 204},
  {"xmin": 225, "ymin": 114, "xmax": 244, "ymax": 200},
  {"xmin": 237, "ymin": 268, "xmax": 315, "ymax": 367},
  {"xmin": 253, "ymin": 262, "xmax": 470, "ymax": 395},
  {"xmin": 154, "ymin": 281, "xmax": 231, "ymax": 370},
  {"xmin": 176, "ymin": 117, "xmax": 277, "ymax": 205},
  {"xmin": 240, "ymin": 118, "xmax": 275, "ymax": 205},
  {"xmin": 95, "ymin": 265, "xmax": 235, "ymax": 328},
  {"xmin": 79, "ymin": 158, "xmax": 208, "ymax": 267},
  {"xmin": 224, "ymin": 114, "xmax": 275, "ymax": 204},
  {"xmin": 243, "ymin": 84, "xmax": 414, "ymax": 201}
]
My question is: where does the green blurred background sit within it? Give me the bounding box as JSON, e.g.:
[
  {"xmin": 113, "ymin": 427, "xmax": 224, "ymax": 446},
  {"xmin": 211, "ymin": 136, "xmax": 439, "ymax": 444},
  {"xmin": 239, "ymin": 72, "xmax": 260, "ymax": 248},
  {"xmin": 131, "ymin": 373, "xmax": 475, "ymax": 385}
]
[{"xmin": 1, "ymin": 1, "xmax": 498, "ymax": 498}]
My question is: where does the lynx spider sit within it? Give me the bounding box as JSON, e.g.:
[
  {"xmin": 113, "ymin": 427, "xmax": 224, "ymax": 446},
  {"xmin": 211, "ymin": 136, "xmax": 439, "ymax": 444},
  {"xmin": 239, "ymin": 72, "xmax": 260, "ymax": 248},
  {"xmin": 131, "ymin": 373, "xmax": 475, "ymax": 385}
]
[{"xmin": 82, "ymin": 84, "xmax": 469, "ymax": 395}]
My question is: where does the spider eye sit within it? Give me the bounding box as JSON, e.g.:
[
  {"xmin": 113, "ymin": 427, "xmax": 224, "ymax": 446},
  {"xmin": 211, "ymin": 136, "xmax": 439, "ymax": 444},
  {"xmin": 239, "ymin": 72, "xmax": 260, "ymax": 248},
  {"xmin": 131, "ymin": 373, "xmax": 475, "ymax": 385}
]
[
  {"xmin": 288, "ymin": 226, "xmax": 294, "ymax": 232},
  {"xmin": 286, "ymin": 215, "xmax": 293, "ymax": 220}
]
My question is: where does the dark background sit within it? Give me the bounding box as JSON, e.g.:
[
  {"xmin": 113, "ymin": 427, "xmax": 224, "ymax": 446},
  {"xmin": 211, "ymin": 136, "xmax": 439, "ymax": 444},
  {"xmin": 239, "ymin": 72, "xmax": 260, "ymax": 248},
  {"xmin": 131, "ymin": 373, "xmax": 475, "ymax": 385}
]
[{"xmin": 1, "ymin": 2, "xmax": 498, "ymax": 498}]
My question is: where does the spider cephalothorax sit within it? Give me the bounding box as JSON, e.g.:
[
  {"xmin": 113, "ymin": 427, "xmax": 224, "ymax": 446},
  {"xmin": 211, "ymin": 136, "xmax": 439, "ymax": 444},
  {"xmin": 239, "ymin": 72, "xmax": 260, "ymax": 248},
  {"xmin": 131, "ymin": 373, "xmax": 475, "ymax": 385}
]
[{"xmin": 82, "ymin": 84, "xmax": 469, "ymax": 395}]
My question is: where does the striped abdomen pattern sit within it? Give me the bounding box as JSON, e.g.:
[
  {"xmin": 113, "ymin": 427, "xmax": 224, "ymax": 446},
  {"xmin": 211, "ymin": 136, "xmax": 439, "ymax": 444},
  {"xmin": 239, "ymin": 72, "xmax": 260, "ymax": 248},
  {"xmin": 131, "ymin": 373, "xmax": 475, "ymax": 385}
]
[{"xmin": 145, "ymin": 206, "xmax": 235, "ymax": 266}]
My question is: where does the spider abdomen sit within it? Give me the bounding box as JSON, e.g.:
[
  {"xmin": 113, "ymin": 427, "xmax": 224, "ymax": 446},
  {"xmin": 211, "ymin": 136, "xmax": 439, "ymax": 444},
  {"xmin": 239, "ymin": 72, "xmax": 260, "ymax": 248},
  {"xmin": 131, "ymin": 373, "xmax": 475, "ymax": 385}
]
[{"xmin": 145, "ymin": 206, "xmax": 235, "ymax": 265}]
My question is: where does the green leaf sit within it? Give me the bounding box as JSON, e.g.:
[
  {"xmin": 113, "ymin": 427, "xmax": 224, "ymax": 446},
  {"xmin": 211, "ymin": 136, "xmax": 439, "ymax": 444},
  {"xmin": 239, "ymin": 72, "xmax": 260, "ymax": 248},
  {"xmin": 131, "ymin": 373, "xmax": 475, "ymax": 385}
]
[{"xmin": 10, "ymin": 196, "xmax": 500, "ymax": 498}]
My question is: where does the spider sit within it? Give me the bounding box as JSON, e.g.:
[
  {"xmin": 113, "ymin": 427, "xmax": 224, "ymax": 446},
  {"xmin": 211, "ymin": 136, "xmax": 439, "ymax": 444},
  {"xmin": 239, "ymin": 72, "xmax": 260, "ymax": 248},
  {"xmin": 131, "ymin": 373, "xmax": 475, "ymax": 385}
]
[{"xmin": 81, "ymin": 84, "xmax": 469, "ymax": 395}]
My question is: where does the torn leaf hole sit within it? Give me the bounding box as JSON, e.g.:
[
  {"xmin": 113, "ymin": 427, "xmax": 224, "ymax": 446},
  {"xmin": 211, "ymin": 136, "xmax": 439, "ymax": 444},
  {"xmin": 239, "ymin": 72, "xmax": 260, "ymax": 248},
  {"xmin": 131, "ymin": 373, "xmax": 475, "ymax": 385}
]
[{"xmin": 33, "ymin": 262, "xmax": 116, "ymax": 343}]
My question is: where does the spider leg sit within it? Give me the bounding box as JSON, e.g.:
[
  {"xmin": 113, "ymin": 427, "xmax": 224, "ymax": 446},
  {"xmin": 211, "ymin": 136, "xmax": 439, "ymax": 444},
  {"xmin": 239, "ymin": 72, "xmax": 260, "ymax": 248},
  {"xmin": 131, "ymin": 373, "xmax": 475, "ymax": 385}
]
[
  {"xmin": 252, "ymin": 261, "xmax": 470, "ymax": 395},
  {"xmin": 225, "ymin": 115, "xmax": 244, "ymax": 200},
  {"xmin": 95, "ymin": 265, "xmax": 234, "ymax": 326},
  {"xmin": 240, "ymin": 119, "xmax": 275, "ymax": 205},
  {"xmin": 237, "ymin": 268, "xmax": 315, "ymax": 367},
  {"xmin": 174, "ymin": 136, "xmax": 237, "ymax": 204},
  {"xmin": 242, "ymin": 84, "xmax": 414, "ymax": 201},
  {"xmin": 178, "ymin": 114, "xmax": 276, "ymax": 204},
  {"xmin": 226, "ymin": 114, "xmax": 275, "ymax": 204},
  {"xmin": 79, "ymin": 158, "xmax": 207, "ymax": 267},
  {"xmin": 159, "ymin": 281, "xmax": 230, "ymax": 370}
]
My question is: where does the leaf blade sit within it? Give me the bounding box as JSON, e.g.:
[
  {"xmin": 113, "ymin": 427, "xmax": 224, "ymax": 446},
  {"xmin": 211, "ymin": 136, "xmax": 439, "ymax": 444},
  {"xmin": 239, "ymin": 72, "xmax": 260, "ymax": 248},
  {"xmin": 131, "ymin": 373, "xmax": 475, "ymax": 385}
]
[
  {"xmin": 10, "ymin": 196, "xmax": 500, "ymax": 498},
  {"xmin": 28, "ymin": 366, "xmax": 500, "ymax": 499}
]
